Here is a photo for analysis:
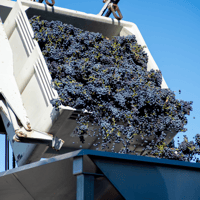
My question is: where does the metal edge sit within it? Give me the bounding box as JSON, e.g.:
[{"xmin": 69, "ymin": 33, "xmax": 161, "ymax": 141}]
[{"xmin": 1, "ymin": 149, "xmax": 200, "ymax": 177}]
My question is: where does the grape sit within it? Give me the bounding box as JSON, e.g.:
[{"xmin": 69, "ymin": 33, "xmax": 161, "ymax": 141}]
[{"xmin": 29, "ymin": 16, "xmax": 195, "ymax": 162}]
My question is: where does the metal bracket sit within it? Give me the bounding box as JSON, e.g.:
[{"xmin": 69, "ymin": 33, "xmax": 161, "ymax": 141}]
[
  {"xmin": 37, "ymin": 0, "xmax": 55, "ymax": 6},
  {"xmin": 45, "ymin": 0, "xmax": 55, "ymax": 6},
  {"xmin": 98, "ymin": 0, "xmax": 123, "ymax": 20},
  {"xmin": 14, "ymin": 127, "xmax": 64, "ymax": 150},
  {"xmin": 73, "ymin": 156, "xmax": 104, "ymax": 200},
  {"xmin": 98, "ymin": 0, "xmax": 111, "ymax": 16},
  {"xmin": 108, "ymin": 3, "xmax": 123, "ymax": 20},
  {"xmin": 0, "ymin": 99, "xmax": 64, "ymax": 151}
]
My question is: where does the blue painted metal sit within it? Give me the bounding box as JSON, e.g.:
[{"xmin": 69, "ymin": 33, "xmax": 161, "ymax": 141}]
[
  {"xmin": 73, "ymin": 156, "xmax": 105, "ymax": 200},
  {"xmin": 73, "ymin": 156, "xmax": 84, "ymax": 175},
  {"xmin": 76, "ymin": 174, "xmax": 94, "ymax": 200},
  {"xmin": 92, "ymin": 157, "xmax": 200, "ymax": 200},
  {"xmin": 1, "ymin": 149, "xmax": 200, "ymax": 199},
  {"xmin": 73, "ymin": 156, "xmax": 95, "ymax": 199},
  {"xmin": 78, "ymin": 149, "xmax": 200, "ymax": 170}
]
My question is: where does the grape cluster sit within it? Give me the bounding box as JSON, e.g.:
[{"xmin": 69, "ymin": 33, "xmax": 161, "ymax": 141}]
[
  {"xmin": 30, "ymin": 16, "xmax": 193, "ymax": 161},
  {"xmin": 149, "ymin": 135, "xmax": 200, "ymax": 162}
]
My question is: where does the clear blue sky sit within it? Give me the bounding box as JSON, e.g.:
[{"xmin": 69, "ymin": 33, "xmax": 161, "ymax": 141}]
[{"xmin": 0, "ymin": 0, "xmax": 199, "ymax": 171}]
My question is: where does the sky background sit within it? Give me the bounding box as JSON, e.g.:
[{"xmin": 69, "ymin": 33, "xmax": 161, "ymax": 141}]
[{"xmin": 0, "ymin": 0, "xmax": 200, "ymax": 171}]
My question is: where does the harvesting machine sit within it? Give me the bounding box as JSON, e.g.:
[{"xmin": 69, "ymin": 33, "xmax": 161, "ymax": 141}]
[
  {"xmin": 1, "ymin": 1, "xmax": 196, "ymax": 199},
  {"xmin": 0, "ymin": 0, "xmax": 172, "ymax": 166}
]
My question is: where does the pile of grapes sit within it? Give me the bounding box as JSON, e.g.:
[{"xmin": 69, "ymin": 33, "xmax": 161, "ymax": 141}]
[{"xmin": 30, "ymin": 16, "xmax": 196, "ymax": 161}]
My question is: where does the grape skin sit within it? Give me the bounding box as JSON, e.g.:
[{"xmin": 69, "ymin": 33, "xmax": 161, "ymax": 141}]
[{"xmin": 30, "ymin": 16, "xmax": 196, "ymax": 162}]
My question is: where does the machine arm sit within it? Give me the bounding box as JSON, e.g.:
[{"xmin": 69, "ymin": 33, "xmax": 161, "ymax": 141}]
[{"xmin": 0, "ymin": 18, "xmax": 64, "ymax": 152}]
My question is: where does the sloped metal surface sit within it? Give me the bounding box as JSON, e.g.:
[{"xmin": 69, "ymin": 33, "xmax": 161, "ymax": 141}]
[
  {"xmin": 1, "ymin": 150, "xmax": 200, "ymax": 199},
  {"xmin": 92, "ymin": 157, "xmax": 168, "ymax": 200},
  {"xmin": 0, "ymin": 150, "xmax": 125, "ymax": 200},
  {"xmin": 0, "ymin": 152, "xmax": 77, "ymax": 200},
  {"xmin": 0, "ymin": 174, "xmax": 34, "ymax": 200},
  {"xmin": 0, "ymin": 0, "xmax": 15, "ymax": 22},
  {"xmin": 91, "ymin": 156, "xmax": 200, "ymax": 200},
  {"xmin": 94, "ymin": 177, "xmax": 124, "ymax": 200}
]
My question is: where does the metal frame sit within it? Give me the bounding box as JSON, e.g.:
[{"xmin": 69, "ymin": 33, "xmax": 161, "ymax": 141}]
[
  {"xmin": 1, "ymin": 149, "xmax": 200, "ymax": 199},
  {"xmin": 5, "ymin": 134, "xmax": 9, "ymax": 171},
  {"xmin": 73, "ymin": 156, "xmax": 104, "ymax": 200},
  {"xmin": 0, "ymin": 17, "xmax": 64, "ymax": 167},
  {"xmin": 0, "ymin": 0, "xmax": 171, "ymax": 167},
  {"xmin": 98, "ymin": 0, "xmax": 123, "ymax": 20},
  {"xmin": 1, "ymin": 132, "xmax": 16, "ymax": 171}
]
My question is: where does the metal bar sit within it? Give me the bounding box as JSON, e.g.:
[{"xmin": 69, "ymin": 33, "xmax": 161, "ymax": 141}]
[
  {"xmin": 98, "ymin": 0, "xmax": 111, "ymax": 16},
  {"xmin": 5, "ymin": 134, "xmax": 7, "ymax": 171},
  {"xmin": 13, "ymin": 127, "xmax": 64, "ymax": 151},
  {"xmin": 7, "ymin": 136, "xmax": 9, "ymax": 170},
  {"xmin": 105, "ymin": 9, "xmax": 112, "ymax": 17},
  {"xmin": 73, "ymin": 156, "xmax": 83, "ymax": 175},
  {"xmin": 105, "ymin": 0, "xmax": 120, "ymax": 17},
  {"xmin": 5, "ymin": 134, "xmax": 9, "ymax": 171},
  {"xmin": 81, "ymin": 172, "xmax": 104, "ymax": 177},
  {"xmin": 76, "ymin": 174, "xmax": 94, "ymax": 200},
  {"xmin": 108, "ymin": 4, "xmax": 123, "ymax": 20},
  {"xmin": 45, "ymin": 0, "xmax": 55, "ymax": 6},
  {"xmin": 13, "ymin": 153, "xmax": 16, "ymax": 169},
  {"xmin": 73, "ymin": 156, "xmax": 95, "ymax": 199},
  {"xmin": 111, "ymin": 0, "xmax": 120, "ymax": 4}
]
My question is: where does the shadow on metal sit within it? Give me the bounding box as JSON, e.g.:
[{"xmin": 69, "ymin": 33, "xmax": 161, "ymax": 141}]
[
  {"xmin": 92, "ymin": 157, "xmax": 168, "ymax": 200},
  {"xmin": 1, "ymin": 149, "xmax": 200, "ymax": 199},
  {"xmin": 0, "ymin": 150, "xmax": 124, "ymax": 200}
]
